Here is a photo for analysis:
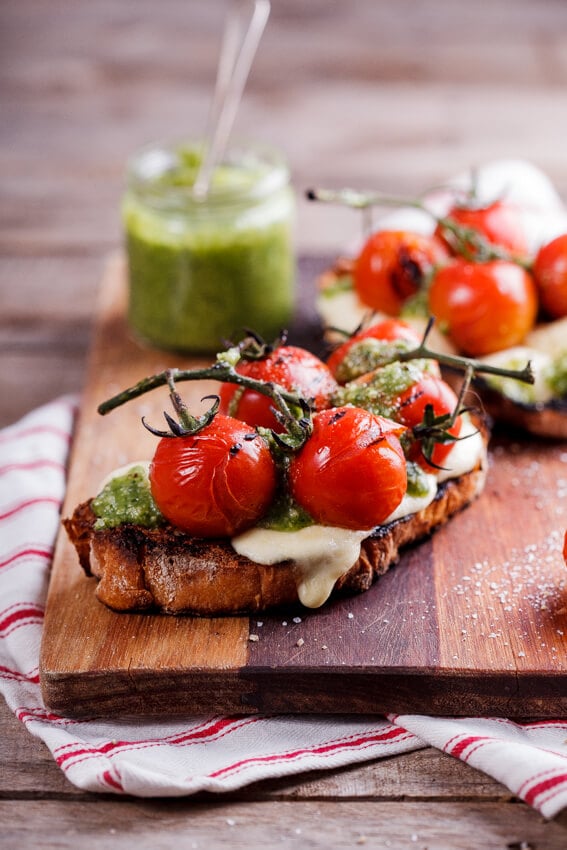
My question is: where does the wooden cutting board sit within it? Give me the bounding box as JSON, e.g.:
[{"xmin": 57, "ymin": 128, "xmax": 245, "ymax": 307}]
[{"xmin": 40, "ymin": 256, "xmax": 567, "ymax": 718}]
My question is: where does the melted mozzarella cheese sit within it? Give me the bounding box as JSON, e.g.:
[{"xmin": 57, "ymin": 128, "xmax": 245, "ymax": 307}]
[
  {"xmin": 437, "ymin": 415, "xmax": 486, "ymax": 483},
  {"xmin": 317, "ymin": 290, "xmax": 457, "ymax": 354},
  {"xmin": 478, "ymin": 346, "xmax": 554, "ymax": 405},
  {"xmin": 231, "ymin": 525, "xmax": 370, "ymax": 608},
  {"xmin": 385, "ymin": 472, "xmax": 437, "ymax": 522},
  {"xmin": 317, "ymin": 290, "xmax": 367, "ymax": 339},
  {"xmin": 526, "ymin": 318, "xmax": 567, "ymax": 359}
]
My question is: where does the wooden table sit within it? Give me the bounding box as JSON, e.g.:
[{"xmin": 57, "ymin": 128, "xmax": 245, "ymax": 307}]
[{"xmin": 3, "ymin": 1, "xmax": 567, "ymax": 845}]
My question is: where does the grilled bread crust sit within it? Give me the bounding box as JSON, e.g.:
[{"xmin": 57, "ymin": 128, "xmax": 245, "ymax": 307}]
[
  {"xmin": 472, "ymin": 383, "xmax": 567, "ymax": 440},
  {"xmin": 63, "ymin": 451, "xmax": 487, "ymax": 616}
]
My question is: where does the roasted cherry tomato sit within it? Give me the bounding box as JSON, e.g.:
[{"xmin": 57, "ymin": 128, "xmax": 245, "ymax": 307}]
[
  {"xmin": 149, "ymin": 415, "xmax": 276, "ymax": 538},
  {"xmin": 428, "ymin": 259, "xmax": 537, "ymax": 356},
  {"xmin": 435, "ymin": 199, "xmax": 528, "ymax": 259},
  {"xmin": 533, "ymin": 233, "xmax": 567, "ymax": 319},
  {"xmin": 348, "ymin": 367, "xmax": 462, "ymax": 471},
  {"xmin": 396, "ymin": 373, "xmax": 462, "ymax": 471},
  {"xmin": 354, "ymin": 230, "xmax": 448, "ymax": 315},
  {"xmin": 218, "ymin": 345, "xmax": 338, "ymax": 432},
  {"xmin": 289, "ymin": 407, "xmax": 407, "ymax": 530},
  {"xmin": 326, "ymin": 318, "xmax": 421, "ymax": 380}
]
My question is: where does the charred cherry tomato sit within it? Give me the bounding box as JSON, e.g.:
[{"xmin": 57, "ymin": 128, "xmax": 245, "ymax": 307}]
[
  {"xmin": 428, "ymin": 259, "xmax": 537, "ymax": 356},
  {"xmin": 149, "ymin": 415, "xmax": 276, "ymax": 538},
  {"xmin": 533, "ymin": 233, "xmax": 567, "ymax": 319},
  {"xmin": 354, "ymin": 230, "xmax": 448, "ymax": 315},
  {"xmin": 218, "ymin": 345, "xmax": 338, "ymax": 432},
  {"xmin": 326, "ymin": 318, "xmax": 421, "ymax": 379},
  {"xmin": 348, "ymin": 367, "xmax": 462, "ymax": 471},
  {"xmin": 289, "ymin": 407, "xmax": 407, "ymax": 530},
  {"xmin": 396, "ymin": 373, "xmax": 462, "ymax": 471},
  {"xmin": 435, "ymin": 199, "xmax": 528, "ymax": 259}
]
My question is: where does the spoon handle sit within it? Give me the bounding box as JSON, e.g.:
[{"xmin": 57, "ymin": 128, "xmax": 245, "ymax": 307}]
[{"xmin": 193, "ymin": 0, "xmax": 271, "ymax": 199}]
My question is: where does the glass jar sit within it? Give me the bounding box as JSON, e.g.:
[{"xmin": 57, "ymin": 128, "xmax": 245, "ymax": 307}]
[{"xmin": 122, "ymin": 141, "xmax": 296, "ymax": 353}]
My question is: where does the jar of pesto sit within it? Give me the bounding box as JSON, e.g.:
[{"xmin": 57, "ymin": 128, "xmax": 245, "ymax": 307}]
[{"xmin": 123, "ymin": 141, "xmax": 296, "ymax": 353}]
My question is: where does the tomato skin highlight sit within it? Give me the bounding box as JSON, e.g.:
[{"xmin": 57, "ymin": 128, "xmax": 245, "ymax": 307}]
[
  {"xmin": 218, "ymin": 345, "xmax": 338, "ymax": 431},
  {"xmin": 435, "ymin": 199, "xmax": 528, "ymax": 259},
  {"xmin": 533, "ymin": 233, "xmax": 567, "ymax": 319},
  {"xmin": 289, "ymin": 407, "xmax": 407, "ymax": 530},
  {"xmin": 354, "ymin": 230, "xmax": 448, "ymax": 315},
  {"xmin": 428, "ymin": 259, "xmax": 538, "ymax": 356},
  {"xmin": 149, "ymin": 415, "xmax": 277, "ymax": 537},
  {"xmin": 326, "ymin": 318, "xmax": 421, "ymax": 379}
]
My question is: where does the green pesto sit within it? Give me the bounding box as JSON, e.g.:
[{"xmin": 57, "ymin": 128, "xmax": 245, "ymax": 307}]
[
  {"xmin": 547, "ymin": 351, "xmax": 567, "ymax": 398},
  {"xmin": 406, "ymin": 460, "xmax": 432, "ymax": 498},
  {"xmin": 258, "ymin": 489, "xmax": 314, "ymax": 532},
  {"xmin": 125, "ymin": 208, "xmax": 294, "ymax": 353},
  {"xmin": 91, "ymin": 466, "xmax": 164, "ymax": 530},
  {"xmin": 335, "ymin": 338, "xmax": 415, "ymax": 383},
  {"xmin": 123, "ymin": 145, "xmax": 295, "ymax": 354},
  {"xmin": 333, "ymin": 359, "xmax": 431, "ymax": 419}
]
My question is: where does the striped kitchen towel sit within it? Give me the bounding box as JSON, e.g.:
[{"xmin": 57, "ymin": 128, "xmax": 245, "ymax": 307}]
[{"xmin": 1, "ymin": 396, "xmax": 567, "ymax": 815}]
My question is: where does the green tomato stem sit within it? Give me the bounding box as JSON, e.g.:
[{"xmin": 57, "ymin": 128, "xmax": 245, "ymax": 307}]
[
  {"xmin": 395, "ymin": 317, "xmax": 535, "ymax": 385},
  {"xmin": 305, "ymin": 187, "xmax": 533, "ymax": 269},
  {"xmin": 98, "ymin": 361, "xmax": 305, "ymax": 417}
]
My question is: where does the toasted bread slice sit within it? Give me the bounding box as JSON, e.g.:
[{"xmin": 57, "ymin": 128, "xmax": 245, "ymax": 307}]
[
  {"xmin": 63, "ymin": 448, "xmax": 487, "ymax": 616},
  {"xmin": 470, "ymin": 383, "xmax": 567, "ymax": 440}
]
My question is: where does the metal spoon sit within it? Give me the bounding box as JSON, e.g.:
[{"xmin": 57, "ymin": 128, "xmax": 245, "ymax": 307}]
[{"xmin": 192, "ymin": 0, "xmax": 271, "ymax": 200}]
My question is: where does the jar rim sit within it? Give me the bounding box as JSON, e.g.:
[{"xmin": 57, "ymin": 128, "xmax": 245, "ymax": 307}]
[{"xmin": 126, "ymin": 139, "xmax": 290, "ymax": 210}]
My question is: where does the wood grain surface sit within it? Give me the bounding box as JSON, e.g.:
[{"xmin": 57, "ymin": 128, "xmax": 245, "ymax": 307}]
[
  {"xmin": 5, "ymin": 1, "xmax": 567, "ymax": 844},
  {"xmin": 40, "ymin": 257, "xmax": 567, "ymax": 718}
]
